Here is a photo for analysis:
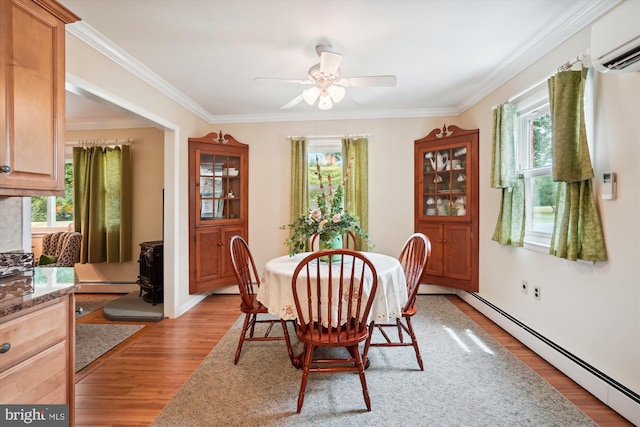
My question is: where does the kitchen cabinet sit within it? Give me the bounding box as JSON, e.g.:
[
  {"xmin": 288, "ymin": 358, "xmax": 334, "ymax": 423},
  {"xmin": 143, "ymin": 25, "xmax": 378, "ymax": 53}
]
[
  {"xmin": 0, "ymin": 0, "xmax": 79, "ymax": 196},
  {"xmin": 188, "ymin": 132, "xmax": 248, "ymax": 293},
  {"xmin": 0, "ymin": 293, "xmax": 75, "ymax": 425},
  {"xmin": 414, "ymin": 125, "xmax": 479, "ymax": 291}
]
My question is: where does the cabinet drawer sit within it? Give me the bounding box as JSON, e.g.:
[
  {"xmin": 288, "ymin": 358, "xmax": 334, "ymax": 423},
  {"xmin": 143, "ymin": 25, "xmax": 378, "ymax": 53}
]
[
  {"xmin": 0, "ymin": 299, "xmax": 68, "ymax": 371},
  {"xmin": 0, "ymin": 341, "xmax": 68, "ymax": 404}
]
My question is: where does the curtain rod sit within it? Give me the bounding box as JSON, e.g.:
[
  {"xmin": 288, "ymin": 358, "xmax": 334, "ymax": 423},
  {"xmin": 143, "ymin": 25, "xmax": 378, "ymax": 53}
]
[
  {"xmin": 65, "ymin": 138, "xmax": 134, "ymax": 146},
  {"xmin": 504, "ymin": 51, "xmax": 590, "ymax": 105},
  {"xmin": 287, "ymin": 133, "xmax": 371, "ymax": 140}
]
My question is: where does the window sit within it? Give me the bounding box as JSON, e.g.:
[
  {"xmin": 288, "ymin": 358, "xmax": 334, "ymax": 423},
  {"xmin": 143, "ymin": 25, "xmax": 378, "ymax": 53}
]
[
  {"xmin": 308, "ymin": 140, "xmax": 343, "ymax": 209},
  {"xmin": 516, "ymin": 96, "xmax": 557, "ymax": 246},
  {"xmin": 31, "ymin": 162, "xmax": 74, "ymax": 229}
]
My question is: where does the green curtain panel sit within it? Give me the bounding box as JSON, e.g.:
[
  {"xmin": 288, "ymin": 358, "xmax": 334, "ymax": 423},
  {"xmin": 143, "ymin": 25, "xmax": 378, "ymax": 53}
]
[
  {"xmin": 491, "ymin": 103, "xmax": 525, "ymax": 246},
  {"xmin": 289, "ymin": 138, "xmax": 309, "ymax": 251},
  {"xmin": 73, "ymin": 145, "xmax": 132, "ymax": 264},
  {"xmin": 547, "ymin": 68, "xmax": 607, "ymax": 261},
  {"xmin": 342, "ymin": 138, "xmax": 369, "ymax": 251}
]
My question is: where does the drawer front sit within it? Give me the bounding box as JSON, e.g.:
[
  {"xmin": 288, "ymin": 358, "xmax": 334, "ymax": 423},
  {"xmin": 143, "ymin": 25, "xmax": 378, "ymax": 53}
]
[
  {"xmin": 0, "ymin": 341, "xmax": 68, "ymax": 404},
  {"xmin": 0, "ymin": 299, "xmax": 68, "ymax": 371}
]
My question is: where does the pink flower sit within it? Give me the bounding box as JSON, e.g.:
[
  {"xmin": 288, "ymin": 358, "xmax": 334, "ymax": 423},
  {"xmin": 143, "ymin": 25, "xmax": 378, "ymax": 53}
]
[
  {"xmin": 309, "ymin": 209, "xmax": 322, "ymax": 221},
  {"xmin": 332, "ymin": 214, "xmax": 342, "ymax": 223}
]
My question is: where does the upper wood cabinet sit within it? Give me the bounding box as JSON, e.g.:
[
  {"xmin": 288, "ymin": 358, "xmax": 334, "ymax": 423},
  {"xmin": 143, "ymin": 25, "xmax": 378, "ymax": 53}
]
[
  {"xmin": 415, "ymin": 125, "xmax": 479, "ymax": 292},
  {"xmin": 0, "ymin": 0, "xmax": 80, "ymax": 196},
  {"xmin": 188, "ymin": 132, "xmax": 248, "ymax": 294}
]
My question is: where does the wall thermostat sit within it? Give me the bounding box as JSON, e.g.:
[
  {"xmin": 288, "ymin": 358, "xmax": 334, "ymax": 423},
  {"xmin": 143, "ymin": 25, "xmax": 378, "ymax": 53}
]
[{"xmin": 602, "ymin": 172, "xmax": 616, "ymax": 200}]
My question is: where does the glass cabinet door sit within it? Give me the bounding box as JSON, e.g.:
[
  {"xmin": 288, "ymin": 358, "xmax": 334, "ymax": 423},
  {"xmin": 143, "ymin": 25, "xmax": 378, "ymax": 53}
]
[
  {"xmin": 422, "ymin": 144, "xmax": 468, "ymax": 218},
  {"xmin": 197, "ymin": 152, "xmax": 242, "ymax": 222}
]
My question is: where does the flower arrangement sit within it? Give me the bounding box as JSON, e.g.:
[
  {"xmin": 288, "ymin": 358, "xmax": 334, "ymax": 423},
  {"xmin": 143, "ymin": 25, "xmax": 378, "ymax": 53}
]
[{"xmin": 280, "ymin": 157, "xmax": 370, "ymax": 256}]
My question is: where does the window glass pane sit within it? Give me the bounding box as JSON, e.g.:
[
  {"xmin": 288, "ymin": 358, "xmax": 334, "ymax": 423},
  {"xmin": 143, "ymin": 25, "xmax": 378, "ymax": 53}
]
[
  {"xmin": 31, "ymin": 162, "xmax": 74, "ymax": 228},
  {"xmin": 530, "ymin": 112, "xmax": 552, "ymax": 168},
  {"xmin": 529, "ymin": 175, "xmax": 557, "ymax": 234},
  {"xmin": 308, "ymin": 141, "xmax": 343, "ymax": 209}
]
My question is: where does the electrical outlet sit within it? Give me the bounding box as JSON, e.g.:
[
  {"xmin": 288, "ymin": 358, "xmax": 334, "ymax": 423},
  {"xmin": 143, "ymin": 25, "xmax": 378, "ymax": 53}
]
[
  {"xmin": 533, "ymin": 285, "xmax": 541, "ymax": 301},
  {"xmin": 521, "ymin": 280, "xmax": 528, "ymax": 294}
]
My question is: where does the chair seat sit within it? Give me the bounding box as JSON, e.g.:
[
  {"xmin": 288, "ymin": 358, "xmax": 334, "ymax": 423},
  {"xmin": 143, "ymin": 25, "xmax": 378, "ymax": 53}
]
[
  {"xmin": 403, "ymin": 306, "xmax": 417, "ymax": 317},
  {"xmin": 296, "ymin": 324, "xmax": 369, "ymax": 347},
  {"xmin": 240, "ymin": 293, "xmax": 269, "ymax": 313}
]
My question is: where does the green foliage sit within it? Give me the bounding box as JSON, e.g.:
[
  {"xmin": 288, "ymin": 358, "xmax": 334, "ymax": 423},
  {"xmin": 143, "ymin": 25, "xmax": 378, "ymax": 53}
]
[
  {"xmin": 532, "ymin": 113, "xmax": 552, "ymax": 168},
  {"xmin": 281, "ymin": 159, "xmax": 369, "ymax": 256},
  {"xmin": 31, "ymin": 163, "xmax": 74, "ymax": 224}
]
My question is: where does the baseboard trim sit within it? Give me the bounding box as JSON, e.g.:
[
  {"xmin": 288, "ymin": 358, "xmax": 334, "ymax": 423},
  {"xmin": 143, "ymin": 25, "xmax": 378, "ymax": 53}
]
[{"xmin": 459, "ymin": 291, "xmax": 640, "ymax": 426}]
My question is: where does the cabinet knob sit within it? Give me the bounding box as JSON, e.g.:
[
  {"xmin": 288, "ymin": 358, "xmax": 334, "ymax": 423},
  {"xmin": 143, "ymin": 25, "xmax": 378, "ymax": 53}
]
[
  {"xmin": 0, "ymin": 342, "xmax": 10, "ymax": 353},
  {"xmin": 0, "ymin": 165, "xmax": 10, "ymax": 174}
]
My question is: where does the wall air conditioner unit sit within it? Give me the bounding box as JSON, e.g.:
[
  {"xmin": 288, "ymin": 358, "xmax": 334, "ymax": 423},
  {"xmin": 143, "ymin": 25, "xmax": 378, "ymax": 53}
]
[{"xmin": 591, "ymin": 0, "xmax": 640, "ymax": 73}]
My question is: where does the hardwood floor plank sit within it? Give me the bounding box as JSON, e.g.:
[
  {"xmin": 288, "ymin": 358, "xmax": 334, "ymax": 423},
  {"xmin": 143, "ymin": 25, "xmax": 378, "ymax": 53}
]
[{"xmin": 73, "ymin": 294, "xmax": 632, "ymax": 426}]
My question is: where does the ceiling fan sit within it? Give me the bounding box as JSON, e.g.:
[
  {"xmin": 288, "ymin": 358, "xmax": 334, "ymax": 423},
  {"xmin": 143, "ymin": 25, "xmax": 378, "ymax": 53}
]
[{"xmin": 255, "ymin": 45, "xmax": 397, "ymax": 110}]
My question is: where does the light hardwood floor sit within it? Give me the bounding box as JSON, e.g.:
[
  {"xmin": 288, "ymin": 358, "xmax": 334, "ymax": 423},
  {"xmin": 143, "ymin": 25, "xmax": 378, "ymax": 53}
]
[{"xmin": 74, "ymin": 294, "xmax": 633, "ymax": 426}]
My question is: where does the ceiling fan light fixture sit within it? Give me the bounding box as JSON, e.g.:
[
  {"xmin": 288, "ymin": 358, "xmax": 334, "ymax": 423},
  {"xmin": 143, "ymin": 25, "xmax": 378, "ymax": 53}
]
[
  {"xmin": 327, "ymin": 84, "xmax": 346, "ymax": 103},
  {"xmin": 318, "ymin": 92, "xmax": 333, "ymax": 110},
  {"xmin": 303, "ymin": 87, "xmax": 321, "ymax": 105}
]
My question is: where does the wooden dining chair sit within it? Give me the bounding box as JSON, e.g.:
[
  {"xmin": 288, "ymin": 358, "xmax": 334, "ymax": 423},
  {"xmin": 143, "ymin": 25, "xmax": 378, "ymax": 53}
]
[
  {"xmin": 363, "ymin": 233, "xmax": 431, "ymax": 370},
  {"xmin": 291, "ymin": 249, "xmax": 378, "ymax": 413},
  {"xmin": 310, "ymin": 229, "xmax": 358, "ymax": 250},
  {"xmin": 229, "ymin": 235, "xmax": 294, "ymax": 364}
]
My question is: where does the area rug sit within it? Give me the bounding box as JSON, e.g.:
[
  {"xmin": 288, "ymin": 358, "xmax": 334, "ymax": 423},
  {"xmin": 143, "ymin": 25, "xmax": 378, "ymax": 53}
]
[
  {"xmin": 75, "ymin": 323, "xmax": 144, "ymax": 372},
  {"xmin": 150, "ymin": 295, "xmax": 597, "ymax": 426}
]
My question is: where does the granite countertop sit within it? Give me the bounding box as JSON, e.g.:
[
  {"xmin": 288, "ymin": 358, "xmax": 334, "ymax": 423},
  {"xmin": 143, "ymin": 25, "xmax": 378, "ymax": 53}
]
[{"xmin": 0, "ymin": 267, "xmax": 78, "ymax": 318}]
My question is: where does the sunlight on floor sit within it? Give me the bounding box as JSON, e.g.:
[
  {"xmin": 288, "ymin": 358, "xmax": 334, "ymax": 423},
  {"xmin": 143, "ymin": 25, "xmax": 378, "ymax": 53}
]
[{"xmin": 443, "ymin": 326, "xmax": 495, "ymax": 355}]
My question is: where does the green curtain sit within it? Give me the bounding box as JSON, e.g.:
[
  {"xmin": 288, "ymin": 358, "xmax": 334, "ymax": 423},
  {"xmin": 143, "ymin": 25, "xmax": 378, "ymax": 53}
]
[
  {"xmin": 73, "ymin": 145, "xmax": 132, "ymax": 263},
  {"xmin": 289, "ymin": 138, "xmax": 309, "ymax": 251},
  {"xmin": 342, "ymin": 138, "xmax": 369, "ymax": 251},
  {"xmin": 491, "ymin": 102, "xmax": 525, "ymax": 246},
  {"xmin": 547, "ymin": 68, "xmax": 607, "ymax": 261}
]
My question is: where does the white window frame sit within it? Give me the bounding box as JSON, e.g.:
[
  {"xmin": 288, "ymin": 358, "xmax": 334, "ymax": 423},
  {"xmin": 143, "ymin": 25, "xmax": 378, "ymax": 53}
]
[{"xmin": 514, "ymin": 87, "xmax": 554, "ymax": 252}]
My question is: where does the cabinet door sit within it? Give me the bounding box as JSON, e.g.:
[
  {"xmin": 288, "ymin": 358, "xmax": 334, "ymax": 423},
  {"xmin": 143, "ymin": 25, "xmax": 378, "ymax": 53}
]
[
  {"xmin": 419, "ymin": 142, "xmax": 470, "ymax": 220},
  {"xmin": 191, "ymin": 227, "xmax": 223, "ymax": 290},
  {"xmin": 194, "ymin": 148, "xmax": 245, "ymax": 226},
  {"xmin": 419, "ymin": 223, "xmax": 443, "ymax": 277},
  {"xmin": 0, "ymin": 0, "xmax": 68, "ymax": 195},
  {"xmin": 443, "ymin": 224, "xmax": 471, "ymax": 281}
]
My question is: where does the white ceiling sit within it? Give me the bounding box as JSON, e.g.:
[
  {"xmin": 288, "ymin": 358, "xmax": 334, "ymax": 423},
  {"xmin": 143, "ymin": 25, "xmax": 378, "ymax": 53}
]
[{"xmin": 60, "ymin": 0, "xmax": 619, "ymax": 129}]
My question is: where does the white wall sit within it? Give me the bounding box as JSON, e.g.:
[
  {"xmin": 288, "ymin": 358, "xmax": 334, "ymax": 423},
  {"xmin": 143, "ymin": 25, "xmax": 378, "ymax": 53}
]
[{"xmin": 64, "ymin": 19, "xmax": 639, "ymax": 412}]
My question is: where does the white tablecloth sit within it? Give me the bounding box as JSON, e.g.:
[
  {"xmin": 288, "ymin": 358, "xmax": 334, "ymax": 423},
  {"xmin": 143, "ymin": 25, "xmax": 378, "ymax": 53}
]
[{"xmin": 257, "ymin": 252, "xmax": 408, "ymax": 322}]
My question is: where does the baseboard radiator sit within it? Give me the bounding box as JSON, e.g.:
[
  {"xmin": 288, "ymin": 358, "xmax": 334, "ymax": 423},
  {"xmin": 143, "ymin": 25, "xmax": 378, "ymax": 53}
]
[{"xmin": 459, "ymin": 291, "xmax": 640, "ymax": 426}]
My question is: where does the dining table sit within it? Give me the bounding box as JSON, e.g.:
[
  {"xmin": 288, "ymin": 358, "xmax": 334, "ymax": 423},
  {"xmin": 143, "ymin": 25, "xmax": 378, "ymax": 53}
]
[{"xmin": 257, "ymin": 251, "xmax": 408, "ymax": 368}]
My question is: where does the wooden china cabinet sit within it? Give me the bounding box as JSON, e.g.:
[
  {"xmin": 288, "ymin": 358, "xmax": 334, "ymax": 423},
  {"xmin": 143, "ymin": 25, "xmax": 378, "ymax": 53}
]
[
  {"xmin": 414, "ymin": 125, "xmax": 479, "ymax": 292},
  {"xmin": 188, "ymin": 132, "xmax": 248, "ymax": 294}
]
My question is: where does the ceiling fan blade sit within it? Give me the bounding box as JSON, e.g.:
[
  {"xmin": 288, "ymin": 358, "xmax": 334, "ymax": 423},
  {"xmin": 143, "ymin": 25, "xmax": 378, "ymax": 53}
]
[
  {"xmin": 320, "ymin": 51, "xmax": 342, "ymax": 76},
  {"xmin": 254, "ymin": 77, "xmax": 314, "ymax": 85},
  {"xmin": 280, "ymin": 93, "xmax": 305, "ymax": 109},
  {"xmin": 337, "ymin": 75, "xmax": 397, "ymax": 87}
]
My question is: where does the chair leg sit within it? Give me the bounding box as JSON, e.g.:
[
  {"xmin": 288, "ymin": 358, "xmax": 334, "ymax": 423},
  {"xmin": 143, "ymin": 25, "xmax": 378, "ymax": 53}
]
[
  {"xmin": 296, "ymin": 344, "xmax": 314, "ymax": 413},
  {"xmin": 280, "ymin": 320, "xmax": 294, "ymax": 363},
  {"xmin": 352, "ymin": 344, "xmax": 372, "ymax": 411},
  {"xmin": 405, "ymin": 317, "xmax": 424, "ymax": 371},
  {"xmin": 396, "ymin": 318, "xmax": 404, "ymax": 343},
  {"xmin": 362, "ymin": 320, "xmax": 375, "ymax": 364},
  {"xmin": 234, "ymin": 313, "xmax": 251, "ymax": 364}
]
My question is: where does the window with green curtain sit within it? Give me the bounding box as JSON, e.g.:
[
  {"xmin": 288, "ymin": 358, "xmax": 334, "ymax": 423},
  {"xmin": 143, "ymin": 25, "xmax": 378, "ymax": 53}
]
[
  {"xmin": 73, "ymin": 144, "xmax": 132, "ymax": 263},
  {"xmin": 288, "ymin": 136, "xmax": 370, "ymax": 251},
  {"xmin": 547, "ymin": 67, "xmax": 607, "ymax": 261}
]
